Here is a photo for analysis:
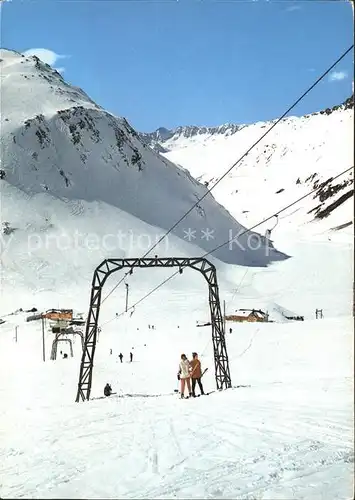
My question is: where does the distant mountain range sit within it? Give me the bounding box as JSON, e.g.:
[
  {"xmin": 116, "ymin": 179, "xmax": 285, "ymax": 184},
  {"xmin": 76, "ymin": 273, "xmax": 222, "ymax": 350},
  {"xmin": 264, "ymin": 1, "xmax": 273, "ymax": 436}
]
[
  {"xmin": 139, "ymin": 124, "xmax": 242, "ymax": 152},
  {"xmin": 139, "ymin": 96, "xmax": 354, "ymax": 153},
  {"xmin": 142, "ymin": 95, "xmax": 354, "ymax": 235}
]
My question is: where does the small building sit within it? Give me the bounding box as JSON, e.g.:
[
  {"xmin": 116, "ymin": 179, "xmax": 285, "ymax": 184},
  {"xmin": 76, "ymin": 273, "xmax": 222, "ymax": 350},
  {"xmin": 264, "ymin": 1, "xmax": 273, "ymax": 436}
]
[
  {"xmin": 44, "ymin": 309, "xmax": 73, "ymax": 321},
  {"xmin": 226, "ymin": 309, "xmax": 269, "ymax": 323}
]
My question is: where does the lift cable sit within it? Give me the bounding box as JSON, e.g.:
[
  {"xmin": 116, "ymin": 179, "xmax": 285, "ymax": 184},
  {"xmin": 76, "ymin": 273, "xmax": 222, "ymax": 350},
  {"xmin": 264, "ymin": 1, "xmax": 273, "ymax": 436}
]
[
  {"xmin": 106, "ymin": 165, "xmax": 352, "ymax": 323},
  {"xmin": 99, "ymin": 44, "xmax": 353, "ymax": 306},
  {"xmin": 139, "ymin": 44, "xmax": 354, "ymax": 260}
]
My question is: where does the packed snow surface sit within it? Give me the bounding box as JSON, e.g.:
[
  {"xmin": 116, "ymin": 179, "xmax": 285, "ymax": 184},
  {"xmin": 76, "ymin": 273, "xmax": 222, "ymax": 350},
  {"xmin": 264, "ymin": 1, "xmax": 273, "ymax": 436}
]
[{"xmin": 0, "ymin": 297, "xmax": 353, "ymax": 499}]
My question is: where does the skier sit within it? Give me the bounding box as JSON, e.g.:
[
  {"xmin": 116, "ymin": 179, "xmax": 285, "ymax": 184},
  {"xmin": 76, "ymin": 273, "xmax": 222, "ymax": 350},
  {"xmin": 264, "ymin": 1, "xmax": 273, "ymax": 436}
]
[
  {"xmin": 130, "ymin": 352, "xmax": 133, "ymax": 362},
  {"xmin": 63, "ymin": 353, "xmax": 68, "ymax": 359},
  {"xmin": 104, "ymin": 383, "xmax": 112, "ymax": 397},
  {"xmin": 119, "ymin": 353, "xmax": 123, "ymax": 363},
  {"xmin": 110, "ymin": 348, "xmax": 112, "ymax": 355},
  {"xmin": 178, "ymin": 354, "xmax": 192, "ymax": 399},
  {"xmin": 229, "ymin": 327, "xmax": 232, "ymax": 334},
  {"xmin": 190, "ymin": 352, "xmax": 204, "ymax": 397}
]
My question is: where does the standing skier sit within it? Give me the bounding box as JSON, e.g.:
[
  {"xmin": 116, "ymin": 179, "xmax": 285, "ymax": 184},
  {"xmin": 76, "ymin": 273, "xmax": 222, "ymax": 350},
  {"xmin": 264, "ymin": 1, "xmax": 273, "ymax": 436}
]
[
  {"xmin": 130, "ymin": 351, "xmax": 133, "ymax": 362},
  {"xmin": 190, "ymin": 352, "xmax": 204, "ymax": 397},
  {"xmin": 119, "ymin": 353, "xmax": 123, "ymax": 363},
  {"xmin": 178, "ymin": 354, "xmax": 192, "ymax": 399}
]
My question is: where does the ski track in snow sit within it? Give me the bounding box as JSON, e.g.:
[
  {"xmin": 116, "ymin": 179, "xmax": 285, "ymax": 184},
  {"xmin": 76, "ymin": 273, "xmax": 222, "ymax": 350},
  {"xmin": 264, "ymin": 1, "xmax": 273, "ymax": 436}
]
[
  {"xmin": 0, "ymin": 304, "xmax": 354, "ymax": 499},
  {"xmin": 1, "ymin": 373, "xmax": 353, "ymax": 498}
]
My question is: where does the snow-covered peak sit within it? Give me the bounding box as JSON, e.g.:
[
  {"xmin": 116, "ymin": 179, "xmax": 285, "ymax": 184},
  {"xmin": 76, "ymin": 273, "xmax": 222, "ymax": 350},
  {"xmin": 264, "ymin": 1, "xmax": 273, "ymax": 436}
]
[
  {"xmin": 0, "ymin": 49, "xmax": 101, "ymax": 131},
  {"xmin": 0, "ymin": 48, "xmax": 289, "ymax": 301}
]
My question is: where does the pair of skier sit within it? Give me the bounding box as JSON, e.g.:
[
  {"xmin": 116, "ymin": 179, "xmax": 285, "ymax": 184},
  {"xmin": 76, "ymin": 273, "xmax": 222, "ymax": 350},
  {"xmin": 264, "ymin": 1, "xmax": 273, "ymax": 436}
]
[
  {"xmin": 118, "ymin": 352, "xmax": 133, "ymax": 362},
  {"xmin": 177, "ymin": 352, "xmax": 205, "ymax": 399}
]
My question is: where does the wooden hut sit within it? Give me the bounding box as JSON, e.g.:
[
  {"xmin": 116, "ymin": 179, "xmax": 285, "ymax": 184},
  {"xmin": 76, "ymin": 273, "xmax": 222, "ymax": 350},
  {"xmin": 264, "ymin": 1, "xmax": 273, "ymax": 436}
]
[{"xmin": 225, "ymin": 309, "xmax": 269, "ymax": 323}]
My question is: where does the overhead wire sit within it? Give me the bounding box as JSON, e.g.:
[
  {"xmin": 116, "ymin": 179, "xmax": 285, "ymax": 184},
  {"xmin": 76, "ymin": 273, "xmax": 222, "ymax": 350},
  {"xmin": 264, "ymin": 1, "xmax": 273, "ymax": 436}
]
[
  {"xmin": 235, "ymin": 327, "xmax": 261, "ymax": 359},
  {"xmin": 108, "ymin": 165, "xmax": 352, "ymax": 323},
  {"xmin": 139, "ymin": 44, "xmax": 354, "ymax": 259},
  {"xmin": 227, "ymin": 267, "xmax": 250, "ymax": 310},
  {"xmin": 202, "ymin": 167, "xmax": 353, "ymax": 257},
  {"xmin": 101, "ymin": 273, "xmax": 127, "ymax": 306},
  {"xmin": 99, "ymin": 44, "xmax": 354, "ymax": 309},
  {"xmin": 101, "ymin": 266, "xmax": 134, "ymax": 306}
]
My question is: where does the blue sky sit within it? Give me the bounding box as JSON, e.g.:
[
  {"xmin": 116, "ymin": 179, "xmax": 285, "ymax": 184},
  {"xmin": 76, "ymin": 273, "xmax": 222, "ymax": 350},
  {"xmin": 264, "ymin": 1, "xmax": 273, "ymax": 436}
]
[{"xmin": 1, "ymin": 0, "xmax": 353, "ymax": 131}]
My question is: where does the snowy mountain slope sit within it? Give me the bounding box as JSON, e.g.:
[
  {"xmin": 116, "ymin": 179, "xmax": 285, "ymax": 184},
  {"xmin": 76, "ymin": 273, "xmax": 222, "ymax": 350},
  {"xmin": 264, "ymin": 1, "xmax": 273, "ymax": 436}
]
[
  {"xmin": 0, "ymin": 48, "xmax": 286, "ymax": 276},
  {"xmin": 0, "ymin": 185, "xmax": 223, "ymax": 309},
  {"xmin": 151, "ymin": 98, "xmax": 354, "ymax": 236}
]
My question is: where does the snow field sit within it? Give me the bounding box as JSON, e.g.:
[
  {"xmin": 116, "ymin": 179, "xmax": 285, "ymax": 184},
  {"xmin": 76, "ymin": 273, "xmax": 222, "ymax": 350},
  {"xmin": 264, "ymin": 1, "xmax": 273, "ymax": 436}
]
[{"xmin": 0, "ymin": 290, "xmax": 353, "ymax": 499}]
